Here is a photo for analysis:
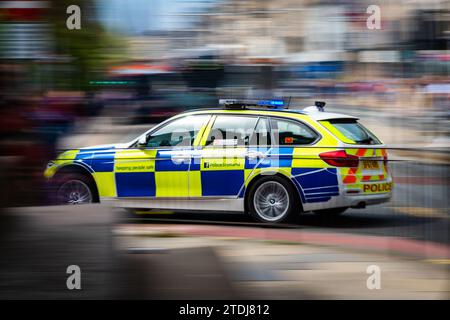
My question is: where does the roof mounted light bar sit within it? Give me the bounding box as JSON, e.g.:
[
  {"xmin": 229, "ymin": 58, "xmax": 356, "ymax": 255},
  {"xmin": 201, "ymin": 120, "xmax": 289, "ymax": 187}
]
[{"xmin": 219, "ymin": 98, "xmax": 288, "ymax": 110}]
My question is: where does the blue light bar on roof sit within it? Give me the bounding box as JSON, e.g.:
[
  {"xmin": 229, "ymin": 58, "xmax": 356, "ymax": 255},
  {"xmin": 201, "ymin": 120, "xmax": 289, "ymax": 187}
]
[
  {"xmin": 219, "ymin": 98, "xmax": 287, "ymax": 109},
  {"xmin": 257, "ymin": 99, "xmax": 285, "ymax": 107}
]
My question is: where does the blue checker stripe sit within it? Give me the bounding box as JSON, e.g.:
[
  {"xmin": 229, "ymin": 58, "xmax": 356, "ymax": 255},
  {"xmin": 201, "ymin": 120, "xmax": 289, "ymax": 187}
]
[
  {"xmin": 75, "ymin": 151, "xmax": 94, "ymax": 161},
  {"xmin": 303, "ymin": 187, "xmax": 339, "ymax": 196},
  {"xmin": 245, "ymin": 155, "xmax": 292, "ymax": 169},
  {"xmin": 291, "ymin": 168, "xmax": 339, "ymax": 203},
  {"xmin": 90, "ymin": 151, "xmax": 116, "ymax": 172},
  {"xmin": 155, "ymin": 159, "xmax": 190, "ymax": 171},
  {"xmin": 304, "ymin": 186, "xmax": 339, "ymax": 195},
  {"xmin": 201, "ymin": 170, "xmax": 244, "ymax": 196},
  {"xmin": 115, "ymin": 172, "xmax": 155, "ymax": 197},
  {"xmin": 245, "ymin": 157, "xmax": 263, "ymax": 169},
  {"xmin": 271, "ymin": 156, "xmax": 292, "ymax": 168},
  {"xmin": 268, "ymin": 148, "xmax": 293, "ymax": 168},
  {"xmin": 291, "ymin": 168, "xmax": 320, "ymax": 175},
  {"xmin": 190, "ymin": 158, "xmax": 201, "ymax": 171},
  {"xmin": 271, "ymin": 147, "xmax": 294, "ymax": 155},
  {"xmin": 245, "ymin": 147, "xmax": 273, "ymax": 169},
  {"xmin": 292, "ymin": 168, "xmax": 338, "ymax": 190}
]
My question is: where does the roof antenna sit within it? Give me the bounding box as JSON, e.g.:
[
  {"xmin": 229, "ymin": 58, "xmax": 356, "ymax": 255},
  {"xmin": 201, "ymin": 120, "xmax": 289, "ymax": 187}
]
[
  {"xmin": 287, "ymin": 96, "xmax": 292, "ymax": 108},
  {"xmin": 315, "ymin": 101, "xmax": 326, "ymax": 112}
]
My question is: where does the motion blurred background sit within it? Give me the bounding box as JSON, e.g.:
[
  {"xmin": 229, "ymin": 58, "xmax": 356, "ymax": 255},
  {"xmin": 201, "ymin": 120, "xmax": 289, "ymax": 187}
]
[{"xmin": 0, "ymin": 0, "xmax": 448, "ymax": 299}]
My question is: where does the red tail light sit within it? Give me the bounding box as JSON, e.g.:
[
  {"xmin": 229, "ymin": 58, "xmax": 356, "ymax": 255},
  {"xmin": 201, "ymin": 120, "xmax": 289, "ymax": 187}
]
[
  {"xmin": 319, "ymin": 150, "xmax": 359, "ymax": 167},
  {"xmin": 383, "ymin": 154, "xmax": 389, "ymax": 172}
]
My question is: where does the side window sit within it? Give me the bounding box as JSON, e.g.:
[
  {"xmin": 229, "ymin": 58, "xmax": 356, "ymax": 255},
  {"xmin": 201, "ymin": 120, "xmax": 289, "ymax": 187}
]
[
  {"xmin": 270, "ymin": 118, "xmax": 318, "ymax": 146},
  {"xmin": 146, "ymin": 115, "xmax": 210, "ymax": 148},
  {"xmin": 205, "ymin": 115, "xmax": 258, "ymax": 147},
  {"xmin": 249, "ymin": 118, "xmax": 271, "ymax": 147}
]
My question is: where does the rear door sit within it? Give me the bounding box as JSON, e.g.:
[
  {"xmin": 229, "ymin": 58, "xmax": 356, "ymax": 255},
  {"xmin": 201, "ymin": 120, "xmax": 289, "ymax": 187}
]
[{"xmin": 197, "ymin": 114, "xmax": 259, "ymax": 197}]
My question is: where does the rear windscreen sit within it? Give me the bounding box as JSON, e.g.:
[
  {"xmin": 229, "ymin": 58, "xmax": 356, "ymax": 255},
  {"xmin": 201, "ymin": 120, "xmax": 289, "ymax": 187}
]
[{"xmin": 320, "ymin": 119, "xmax": 382, "ymax": 145}]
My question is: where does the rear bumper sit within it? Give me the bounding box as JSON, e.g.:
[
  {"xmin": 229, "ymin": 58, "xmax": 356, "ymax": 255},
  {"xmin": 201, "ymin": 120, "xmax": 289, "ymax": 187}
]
[
  {"xmin": 341, "ymin": 178, "xmax": 393, "ymax": 208},
  {"xmin": 345, "ymin": 192, "xmax": 392, "ymax": 208},
  {"xmin": 302, "ymin": 190, "xmax": 392, "ymax": 212}
]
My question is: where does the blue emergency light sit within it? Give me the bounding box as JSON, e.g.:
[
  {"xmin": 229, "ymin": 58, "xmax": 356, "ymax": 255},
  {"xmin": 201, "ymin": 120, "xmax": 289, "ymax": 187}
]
[
  {"xmin": 219, "ymin": 98, "xmax": 288, "ymax": 109},
  {"xmin": 257, "ymin": 99, "xmax": 285, "ymax": 107}
]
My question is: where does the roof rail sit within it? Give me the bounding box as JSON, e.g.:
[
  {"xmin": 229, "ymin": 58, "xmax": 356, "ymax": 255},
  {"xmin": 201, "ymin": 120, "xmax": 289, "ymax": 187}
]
[{"xmin": 218, "ymin": 98, "xmax": 289, "ymax": 110}]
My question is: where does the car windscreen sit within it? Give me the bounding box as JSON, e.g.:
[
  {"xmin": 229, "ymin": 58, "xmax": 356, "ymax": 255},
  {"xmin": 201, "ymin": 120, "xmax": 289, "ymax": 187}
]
[{"xmin": 320, "ymin": 119, "xmax": 382, "ymax": 145}]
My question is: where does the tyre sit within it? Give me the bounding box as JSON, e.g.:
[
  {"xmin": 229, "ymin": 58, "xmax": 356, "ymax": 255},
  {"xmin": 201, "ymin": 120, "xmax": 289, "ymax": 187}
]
[
  {"xmin": 53, "ymin": 172, "xmax": 99, "ymax": 205},
  {"xmin": 247, "ymin": 175, "xmax": 299, "ymax": 223},
  {"xmin": 313, "ymin": 207, "xmax": 348, "ymax": 217}
]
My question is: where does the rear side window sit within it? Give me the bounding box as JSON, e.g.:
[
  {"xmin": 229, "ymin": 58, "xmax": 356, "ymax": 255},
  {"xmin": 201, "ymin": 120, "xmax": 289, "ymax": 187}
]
[
  {"xmin": 270, "ymin": 118, "xmax": 318, "ymax": 146},
  {"xmin": 321, "ymin": 119, "xmax": 381, "ymax": 145},
  {"xmin": 249, "ymin": 118, "xmax": 271, "ymax": 147}
]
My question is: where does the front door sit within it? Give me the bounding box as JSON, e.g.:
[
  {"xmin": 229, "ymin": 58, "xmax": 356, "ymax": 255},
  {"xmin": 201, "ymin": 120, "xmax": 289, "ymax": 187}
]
[{"xmin": 114, "ymin": 114, "xmax": 211, "ymax": 198}]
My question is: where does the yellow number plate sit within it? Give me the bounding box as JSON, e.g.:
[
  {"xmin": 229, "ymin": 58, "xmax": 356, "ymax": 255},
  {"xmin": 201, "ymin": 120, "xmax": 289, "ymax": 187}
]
[{"xmin": 362, "ymin": 160, "xmax": 380, "ymax": 170}]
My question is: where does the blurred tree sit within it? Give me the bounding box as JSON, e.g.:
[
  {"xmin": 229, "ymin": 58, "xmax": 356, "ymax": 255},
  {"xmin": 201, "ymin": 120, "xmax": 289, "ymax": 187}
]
[{"xmin": 47, "ymin": 0, "xmax": 126, "ymax": 91}]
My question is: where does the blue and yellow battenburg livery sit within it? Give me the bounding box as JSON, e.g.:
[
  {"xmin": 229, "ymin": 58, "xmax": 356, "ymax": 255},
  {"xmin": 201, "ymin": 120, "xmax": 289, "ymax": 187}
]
[{"xmin": 45, "ymin": 100, "xmax": 392, "ymax": 223}]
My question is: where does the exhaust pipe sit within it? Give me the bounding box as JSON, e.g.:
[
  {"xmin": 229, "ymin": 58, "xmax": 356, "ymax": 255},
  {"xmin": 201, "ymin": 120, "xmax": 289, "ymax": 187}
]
[{"xmin": 352, "ymin": 202, "xmax": 366, "ymax": 209}]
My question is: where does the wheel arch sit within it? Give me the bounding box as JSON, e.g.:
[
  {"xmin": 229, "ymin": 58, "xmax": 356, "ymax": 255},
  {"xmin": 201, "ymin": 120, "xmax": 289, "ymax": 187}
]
[
  {"xmin": 244, "ymin": 172, "xmax": 304, "ymax": 214},
  {"xmin": 51, "ymin": 163, "xmax": 99, "ymax": 201}
]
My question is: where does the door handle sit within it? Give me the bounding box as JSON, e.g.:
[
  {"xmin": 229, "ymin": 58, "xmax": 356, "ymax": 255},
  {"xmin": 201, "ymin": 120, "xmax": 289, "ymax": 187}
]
[{"xmin": 171, "ymin": 154, "xmax": 191, "ymax": 164}]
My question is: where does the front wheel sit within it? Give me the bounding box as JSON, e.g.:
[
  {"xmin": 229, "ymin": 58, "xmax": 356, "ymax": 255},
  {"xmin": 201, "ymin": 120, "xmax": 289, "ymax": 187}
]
[
  {"xmin": 247, "ymin": 176, "xmax": 299, "ymax": 223},
  {"xmin": 54, "ymin": 173, "xmax": 98, "ymax": 205}
]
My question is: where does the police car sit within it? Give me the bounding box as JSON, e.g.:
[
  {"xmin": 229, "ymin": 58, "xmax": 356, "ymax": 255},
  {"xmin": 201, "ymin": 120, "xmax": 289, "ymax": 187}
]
[{"xmin": 45, "ymin": 99, "xmax": 392, "ymax": 223}]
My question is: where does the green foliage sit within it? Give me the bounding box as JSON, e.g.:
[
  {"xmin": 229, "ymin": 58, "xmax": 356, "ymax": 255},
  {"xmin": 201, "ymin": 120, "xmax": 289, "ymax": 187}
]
[{"xmin": 48, "ymin": 0, "xmax": 126, "ymax": 90}]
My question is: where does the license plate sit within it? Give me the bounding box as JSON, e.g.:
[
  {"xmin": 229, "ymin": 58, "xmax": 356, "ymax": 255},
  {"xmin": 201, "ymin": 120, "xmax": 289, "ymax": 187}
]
[{"xmin": 362, "ymin": 160, "xmax": 380, "ymax": 170}]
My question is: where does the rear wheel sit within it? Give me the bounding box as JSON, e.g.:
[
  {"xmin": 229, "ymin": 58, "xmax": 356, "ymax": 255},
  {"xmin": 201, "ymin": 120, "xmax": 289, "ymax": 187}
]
[
  {"xmin": 313, "ymin": 207, "xmax": 348, "ymax": 217},
  {"xmin": 247, "ymin": 176, "xmax": 299, "ymax": 223},
  {"xmin": 54, "ymin": 173, "xmax": 98, "ymax": 205}
]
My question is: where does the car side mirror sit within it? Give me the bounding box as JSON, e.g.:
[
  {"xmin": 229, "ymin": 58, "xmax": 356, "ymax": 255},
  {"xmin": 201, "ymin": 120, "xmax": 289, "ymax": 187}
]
[{"xmin": 137, "ymin": 135, "xmax": 147, "ymax": 148}]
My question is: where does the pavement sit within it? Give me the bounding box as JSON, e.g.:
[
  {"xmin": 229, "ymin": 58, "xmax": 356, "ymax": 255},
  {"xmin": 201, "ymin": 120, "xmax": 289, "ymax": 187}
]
[
  {"xmin": 116, "ymin": 222, "xmax": 450, "ymax": 260},
  {"xmin": 115, "ymin": 228, "xmax": 449, "ymax": 299}
]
